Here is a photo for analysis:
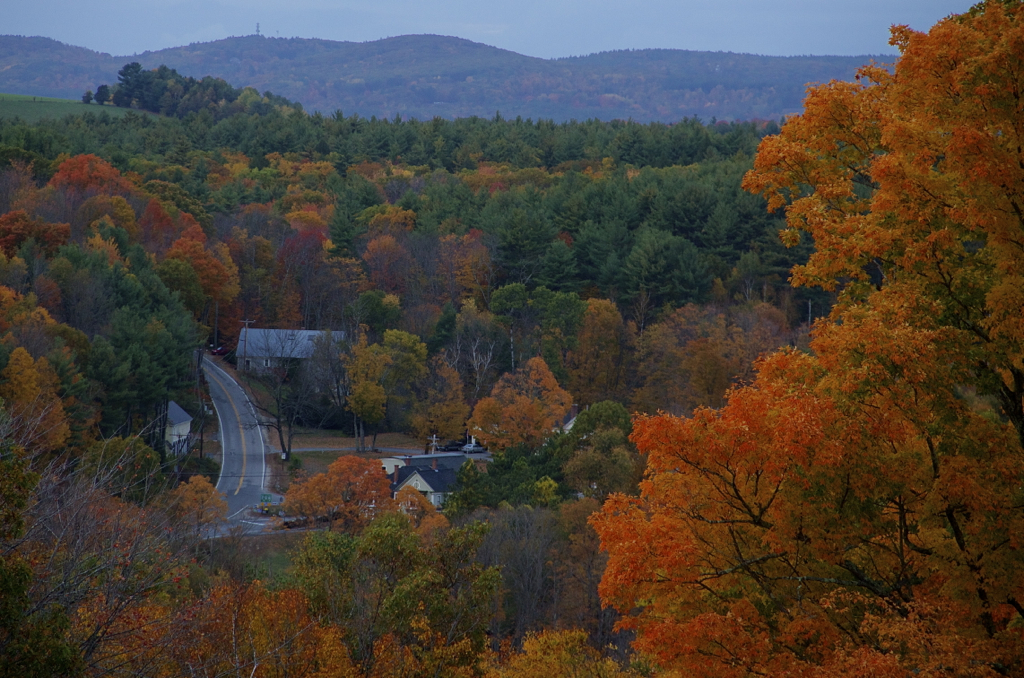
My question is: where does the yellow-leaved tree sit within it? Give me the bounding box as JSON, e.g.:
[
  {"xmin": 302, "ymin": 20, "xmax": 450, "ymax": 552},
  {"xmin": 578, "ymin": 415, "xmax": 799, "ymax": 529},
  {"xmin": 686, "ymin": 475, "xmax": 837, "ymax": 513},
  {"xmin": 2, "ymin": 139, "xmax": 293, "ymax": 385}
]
[
  {"xmin": 167, "ymin": 475, "xmax": 227, "ymax": 542},
  {"xmin": 0, "ymin": 346, "xmax": 70, "ymax": 456}
]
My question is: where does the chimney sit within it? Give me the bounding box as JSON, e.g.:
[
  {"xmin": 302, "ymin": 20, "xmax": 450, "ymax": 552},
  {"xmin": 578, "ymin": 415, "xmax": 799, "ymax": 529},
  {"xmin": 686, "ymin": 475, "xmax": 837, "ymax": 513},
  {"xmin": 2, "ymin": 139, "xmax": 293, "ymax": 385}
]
[
  {"xmin": 432, "ymin": 457, "xmax": 437, "ymax": 470},
  {"xmin": 393, "ymin": 466, "xmax": 399, "ymax": 484}
]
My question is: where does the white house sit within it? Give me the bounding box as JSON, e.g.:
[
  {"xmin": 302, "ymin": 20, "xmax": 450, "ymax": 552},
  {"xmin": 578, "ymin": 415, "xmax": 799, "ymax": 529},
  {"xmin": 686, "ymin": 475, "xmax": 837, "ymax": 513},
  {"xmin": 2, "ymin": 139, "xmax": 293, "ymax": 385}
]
[
  {"xmin": 386, "ymin": 453, "xmax": 485, "ymax": 508},
  {"xmin": 165, "ymin": 401, "xmax": 193, "ymax": 457},
  {"xmin": 392, "ymin": 467, "xmax": 460, "ymax": 508}
]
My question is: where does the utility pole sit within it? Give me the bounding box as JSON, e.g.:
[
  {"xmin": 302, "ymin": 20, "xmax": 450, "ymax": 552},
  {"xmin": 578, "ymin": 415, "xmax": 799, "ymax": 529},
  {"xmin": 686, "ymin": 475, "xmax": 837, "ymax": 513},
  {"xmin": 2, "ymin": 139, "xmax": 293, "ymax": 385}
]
[{"xmin": 241, "ymin": 319, "xmax": 255, "ymax": 371}]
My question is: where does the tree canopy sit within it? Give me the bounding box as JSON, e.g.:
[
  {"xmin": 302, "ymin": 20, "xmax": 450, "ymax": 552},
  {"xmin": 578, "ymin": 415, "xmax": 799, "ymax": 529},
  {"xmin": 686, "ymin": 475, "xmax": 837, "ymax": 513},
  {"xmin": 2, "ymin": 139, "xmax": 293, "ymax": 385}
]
[{"xmin": 594, "ymin": 3, "xmax": 1024, "ymax": 675}]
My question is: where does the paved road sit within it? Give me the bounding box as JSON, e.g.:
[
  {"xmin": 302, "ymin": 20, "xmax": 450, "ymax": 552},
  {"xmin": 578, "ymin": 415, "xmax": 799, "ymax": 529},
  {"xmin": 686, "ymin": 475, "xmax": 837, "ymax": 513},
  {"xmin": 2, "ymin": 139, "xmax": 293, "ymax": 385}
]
[
  {"xmin": 291, "ymin": 447, "xmax": 426, "ymax": 454},
  {"xmin": 203, "ymin": 359, "xmax": 276, "ymax": 533}
]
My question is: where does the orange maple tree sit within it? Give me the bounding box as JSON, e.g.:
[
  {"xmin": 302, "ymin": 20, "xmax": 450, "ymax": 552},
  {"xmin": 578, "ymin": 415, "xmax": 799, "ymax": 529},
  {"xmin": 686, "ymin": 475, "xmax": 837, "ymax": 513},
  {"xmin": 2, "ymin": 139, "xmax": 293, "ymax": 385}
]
[
  {"xmin": 594, "ymin": 4, "xmax": 1024, "ymax": 676},
  {"xmin": 286, "ymin": 455, "xmax": 394, "ymax": 532},
  {"xmin": 468, "ymin": 356, "xmax": 571, "ymax": 450},
  {"xmin": 49, "ymin": 154, "xmax": 134, "ymax": 196},
  {"xmin": 167, "ymin": 474, "xmax": 227, "ymax": 541},
  {"xmin": 175, "ymin": 582, "xmax": 352, "ymax": 677},
  {"xmin": 410, "ymin": 357, "xmax": 471, "ymax": 444},
  {"xmin": 164, "ymin": 223, "xmax": 240, "ymax": 306}
]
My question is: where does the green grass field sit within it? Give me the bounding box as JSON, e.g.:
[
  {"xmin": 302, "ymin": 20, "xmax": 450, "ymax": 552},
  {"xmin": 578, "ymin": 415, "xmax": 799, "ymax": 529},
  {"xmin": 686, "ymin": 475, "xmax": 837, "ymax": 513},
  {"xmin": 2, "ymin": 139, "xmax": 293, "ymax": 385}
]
[{"xmin": 0, "ymin": 93, "xmax": 143, "ymax": 122}]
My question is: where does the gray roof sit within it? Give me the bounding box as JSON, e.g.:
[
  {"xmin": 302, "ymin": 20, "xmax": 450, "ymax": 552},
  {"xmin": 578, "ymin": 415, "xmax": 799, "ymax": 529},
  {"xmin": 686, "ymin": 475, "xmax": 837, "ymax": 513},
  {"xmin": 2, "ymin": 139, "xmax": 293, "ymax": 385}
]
[
  {"xmin": 393, "ymin": 467, "xmax": 460, "ymax": 495},
  {"xmin": 237, "ymin": 329, "xmax": 340, "ymax": 360},
  {"xmin": 405, "ymin": 453, "xmax": 475, "ymax": 471},
  {"xmin": 167, "ymin": 401, "xmax": 192, "ymax": 427}
]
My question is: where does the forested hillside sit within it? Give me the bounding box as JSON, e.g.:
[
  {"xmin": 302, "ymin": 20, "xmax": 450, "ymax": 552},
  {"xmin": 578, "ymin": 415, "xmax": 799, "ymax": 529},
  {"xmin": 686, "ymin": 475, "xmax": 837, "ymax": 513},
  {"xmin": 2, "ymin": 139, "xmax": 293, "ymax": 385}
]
[
  {"xmin": 3, "ymin": 2, "xmax": 1022, "ymax": 675},
  {"xmin": 0, "ymin": 79, "xmax": 825, "ymax": 674},
  {"xmin": 0, "ymin": 33, "xmax": 879, "ymax": 121},
  {"xmin": 0, "ymin": 79, "xmax": 826, "ymax": 445}
]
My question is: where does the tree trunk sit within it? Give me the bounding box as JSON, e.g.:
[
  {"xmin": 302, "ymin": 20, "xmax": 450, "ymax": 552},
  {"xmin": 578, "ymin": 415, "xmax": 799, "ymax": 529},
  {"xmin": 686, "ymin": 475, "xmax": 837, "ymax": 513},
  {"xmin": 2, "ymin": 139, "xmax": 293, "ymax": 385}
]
[{"xmin": 276, "ymin": 422, "xmax": 289, "ymax": 461}]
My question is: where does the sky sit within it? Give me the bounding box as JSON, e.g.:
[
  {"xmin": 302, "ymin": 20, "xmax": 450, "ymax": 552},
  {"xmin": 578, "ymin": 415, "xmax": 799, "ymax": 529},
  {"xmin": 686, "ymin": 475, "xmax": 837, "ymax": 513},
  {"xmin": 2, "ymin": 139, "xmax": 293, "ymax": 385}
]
[{"xmin": 6, "ymin": 0, "xmax": 973, "ymax": 59}]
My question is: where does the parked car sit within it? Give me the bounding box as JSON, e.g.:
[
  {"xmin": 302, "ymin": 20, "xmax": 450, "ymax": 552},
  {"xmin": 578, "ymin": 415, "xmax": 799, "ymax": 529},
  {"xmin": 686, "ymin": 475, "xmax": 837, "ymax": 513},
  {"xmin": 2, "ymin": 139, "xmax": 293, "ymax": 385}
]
[
  {"xmin": 439, "ymin": 441, "xmax": 464, "ymax": 452},
  {"xmin": 461, "ymin": 442, "xmax": 486, "ymax": 453},
  {"xmin": 210, "ymin": 346, "xmax": 229, "ymax": 356}
]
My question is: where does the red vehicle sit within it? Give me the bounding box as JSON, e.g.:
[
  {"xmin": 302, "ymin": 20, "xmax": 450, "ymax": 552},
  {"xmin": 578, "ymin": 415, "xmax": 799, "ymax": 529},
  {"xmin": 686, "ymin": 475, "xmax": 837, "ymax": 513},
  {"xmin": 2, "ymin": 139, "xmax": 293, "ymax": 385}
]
[{"xmin": 210, "ymin": 346, "xmax": 229, "ymax": 356}]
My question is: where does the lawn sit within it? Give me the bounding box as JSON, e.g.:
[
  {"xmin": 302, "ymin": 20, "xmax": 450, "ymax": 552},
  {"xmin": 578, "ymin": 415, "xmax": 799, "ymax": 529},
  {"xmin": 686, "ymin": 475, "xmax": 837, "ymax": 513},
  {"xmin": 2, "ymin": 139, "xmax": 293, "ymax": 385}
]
[
  {"xmin": 288, "ymin": 430, "xmax": 422, "ymax": 452},
  {"xmin": 289, "ymin": 432, "xmax": 423, "ymax": 477},
  {"xmin": 0, "ymin": 93, "xmax": 146, "ymax": 122}
]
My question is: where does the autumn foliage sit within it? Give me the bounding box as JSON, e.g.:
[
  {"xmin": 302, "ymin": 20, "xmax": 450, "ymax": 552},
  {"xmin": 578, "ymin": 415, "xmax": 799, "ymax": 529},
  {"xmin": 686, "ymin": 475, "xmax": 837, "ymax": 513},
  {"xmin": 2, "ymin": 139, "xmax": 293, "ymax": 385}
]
[
  {"xmin": 595, "ymin": 4, "xmax": 1024, "ymax": 676},
  {"xmin": 286, "ymin": 455, "xmax": 394, "ymax": 531},
  {"xmin": 0, "ymin": 210, "xmax": 70, "ymax": 257},
  {"xmin": 469, "ymin": 356, "xmax": 571, "ymax": 450},
  {"xmin": 485, "ymin": 630, "xmax": 633, "ymax": 678},
  {"xmin": 49, "ymin": 154, "xmax": 134, "ymax": 196},
  {"xmin": 8, "ymin": 5, "xmax": 1024, "ymax": 674},
  {"xmin": 0, "ymin": 346, "xmax": 70, "ymax": 455},
  {"xmin": 165, "ymin": 223, "xmax": 240, "ymax": 305}
]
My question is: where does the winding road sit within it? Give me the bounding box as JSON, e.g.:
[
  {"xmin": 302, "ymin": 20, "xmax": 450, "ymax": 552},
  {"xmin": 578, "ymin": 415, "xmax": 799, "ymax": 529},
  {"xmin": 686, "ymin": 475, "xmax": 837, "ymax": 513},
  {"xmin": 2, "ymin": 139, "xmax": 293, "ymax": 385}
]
[{"xmin": 203, "ymin": 358, "xmax": 277, "ymax": 532}]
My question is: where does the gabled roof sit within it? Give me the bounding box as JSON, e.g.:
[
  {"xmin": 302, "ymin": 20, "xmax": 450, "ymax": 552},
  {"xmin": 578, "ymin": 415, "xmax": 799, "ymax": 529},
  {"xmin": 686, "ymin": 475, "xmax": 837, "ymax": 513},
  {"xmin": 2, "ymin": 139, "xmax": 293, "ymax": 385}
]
[
  {"xmin": 167, "ymin": 400, "xmax": 192, "ymax": 427},
  {"xmin": 393, "ymin": 467, "xmax": 460, "ymax": 495},
  {"xmin": 405, "ymin": 453, "xmax": 474, "ymax": 471},
  {"xmin": 237, "ymin": 329, "xmax": 342, "ymax": 360}
]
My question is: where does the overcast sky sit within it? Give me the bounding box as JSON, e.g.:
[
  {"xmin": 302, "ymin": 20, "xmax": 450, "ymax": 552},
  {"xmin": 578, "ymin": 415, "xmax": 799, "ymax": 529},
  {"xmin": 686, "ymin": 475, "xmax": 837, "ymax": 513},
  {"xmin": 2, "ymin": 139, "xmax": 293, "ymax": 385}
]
[{"xmin": 6, "ymin": 0, "xmax": 972, "ymax": 59}]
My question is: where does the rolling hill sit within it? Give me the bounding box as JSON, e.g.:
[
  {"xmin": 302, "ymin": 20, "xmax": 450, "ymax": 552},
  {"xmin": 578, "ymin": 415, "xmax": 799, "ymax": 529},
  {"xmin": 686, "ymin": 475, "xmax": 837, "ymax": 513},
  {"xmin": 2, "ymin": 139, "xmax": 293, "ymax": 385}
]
[
  {"xmin": 0, "ymin": 34, "xmax": 887, "ymax": 122},
  {"xmin": 0, "ymin": 92, "xmax": 147, "ymax": 123}
]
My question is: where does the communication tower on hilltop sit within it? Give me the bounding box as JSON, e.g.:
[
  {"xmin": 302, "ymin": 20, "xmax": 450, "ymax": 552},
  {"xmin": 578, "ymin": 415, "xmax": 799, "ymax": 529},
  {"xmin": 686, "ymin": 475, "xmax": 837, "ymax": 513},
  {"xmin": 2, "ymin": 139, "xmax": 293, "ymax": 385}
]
[{"xmin": 256, "ymin": 23, "xmax": 261, "ymax": 36}]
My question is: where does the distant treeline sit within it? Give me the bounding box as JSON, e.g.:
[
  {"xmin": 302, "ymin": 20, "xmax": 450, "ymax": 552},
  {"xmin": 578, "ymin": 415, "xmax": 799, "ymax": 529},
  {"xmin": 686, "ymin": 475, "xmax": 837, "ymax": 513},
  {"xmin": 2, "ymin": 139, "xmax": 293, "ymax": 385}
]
[
  {"xmin": 12, "ymin": 65, "xmax": 780, "ymax": 175},
  {"xmin": 84, "ymin": 62, "xmax": 302, "ymax": 120},
  {"xmin": 0, "ymin": 34, "xmax": 877, "ymax": 122}
]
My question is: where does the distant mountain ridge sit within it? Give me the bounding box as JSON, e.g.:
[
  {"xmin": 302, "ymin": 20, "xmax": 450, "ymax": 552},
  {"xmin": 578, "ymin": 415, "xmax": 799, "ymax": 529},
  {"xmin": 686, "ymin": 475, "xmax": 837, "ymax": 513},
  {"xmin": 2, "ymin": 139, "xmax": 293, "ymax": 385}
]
[{"xmin": 0, "ymin": 34, "xmax": 887, "ymax": 122}]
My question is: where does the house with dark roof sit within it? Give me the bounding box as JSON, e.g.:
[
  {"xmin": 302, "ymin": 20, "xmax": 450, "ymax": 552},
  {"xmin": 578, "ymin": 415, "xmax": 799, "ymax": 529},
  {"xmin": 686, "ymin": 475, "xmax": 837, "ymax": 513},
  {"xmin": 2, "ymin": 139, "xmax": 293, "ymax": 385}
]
[
  {"xmin": 380, "ymin": 452, "xmax": 479, "ymax": 475},
  {"xmin": 385, "ymin": 453, "xmax": 486, "ymax": 507},
  {"xmin": 392, "ymin": 466, "xmax": 460, "ymax": 508}
]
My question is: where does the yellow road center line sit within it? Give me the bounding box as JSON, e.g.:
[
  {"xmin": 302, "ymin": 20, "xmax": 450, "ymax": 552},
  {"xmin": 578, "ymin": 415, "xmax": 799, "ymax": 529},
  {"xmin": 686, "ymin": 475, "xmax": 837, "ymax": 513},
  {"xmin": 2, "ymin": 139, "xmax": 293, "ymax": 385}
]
[{"xmin": 206, "ymin": 368, "xmax": 248, "ymax": 495}]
